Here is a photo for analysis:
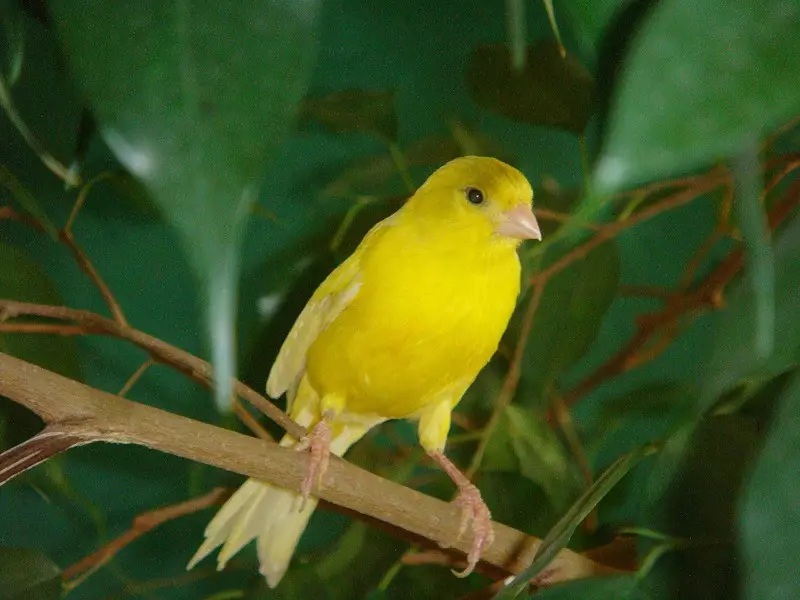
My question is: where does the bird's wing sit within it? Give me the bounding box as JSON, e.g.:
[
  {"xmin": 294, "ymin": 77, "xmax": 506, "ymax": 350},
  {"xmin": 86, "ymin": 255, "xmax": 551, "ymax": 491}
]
[{"xmin": 265, "ymin": 218, "xmax": 391, "ymax": 405}]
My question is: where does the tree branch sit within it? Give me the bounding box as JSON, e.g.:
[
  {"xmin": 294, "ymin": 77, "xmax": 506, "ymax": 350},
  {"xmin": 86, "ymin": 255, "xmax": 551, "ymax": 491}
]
[
  {"xmin": 0, "ymin": 300, "xmax": 304, "ymax": 440},
  {"xmin": 62, "ymin": 487, "xmax": 230, "ymax": 586},
  {"xmin": 0, "ymin": 352, "xmax": 614, "ymax": 585}
]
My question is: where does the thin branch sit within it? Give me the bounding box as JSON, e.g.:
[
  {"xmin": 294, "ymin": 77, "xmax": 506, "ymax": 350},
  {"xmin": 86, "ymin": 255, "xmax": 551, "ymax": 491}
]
[
  {"xmin": 0, "ymin": 352, "xmax": 612, "ymax": 585},
  {"xmin": 65, "ymin": 172, "xmax": 117, "ymax": 234},
  {"xmin": 531, "ymin": 169, "xmax": 729, "ymax": 287},
  {"xmin": 59, "ymin": 230, "xmax": 129, "ymax": 327},
  {"xmin": 62, "ymin": 487, "xmax": 230, "ymax": 586},
  {"xmin": 562, "ymin": 177, "xmax": 800, "ymax": 409},
  {"xmin": 0, "ymin": 323, "xmax": 88, "ymax": 336},
  {"xmin": 232, "ymin": 397, "xmax": 274, "ymax": 441},
  {"xmin": 0, "ymin": 300, "xmax": 304, "ymax": 440},
  {"xmin": 118, "ymin": 359, "xmax": 154, "ymax": 398}
]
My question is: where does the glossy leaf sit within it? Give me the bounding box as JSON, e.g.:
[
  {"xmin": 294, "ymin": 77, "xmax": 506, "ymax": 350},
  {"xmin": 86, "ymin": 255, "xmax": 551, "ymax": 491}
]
[
  {"xmin": 523, "ymin": 240, "xmax": 620, "ymax": 398},
  {"xmin": 302, "ymin": 89, "xmax": 397, "ymax": 142},
  {"xmin": 51, "ymin": 0, "xmax": 321, "ymax": 409},
  {"xmin": 0, "ymin": 547, "xmax": 62, "ymax": 600},
  {"xmin": 595, "ymin": 0, "xmax": 800, "ymax": 191},
  {"xmin": 495, "ymin": 444, "xmax": 657, "ymax": 599},
  {"xmin": 0, "ymin": 242, "xmax": 81, "ymax": 381},
  {"xmin": 466, "ymin": 40, "xmax": 595, "ymax": 134},
  {"xmin": 740, "ymin": 373, "xmax": 800, "ymax": 600},
  {"xmin": 503, "ymin": 405, "xmax": 582, "ymax": 509}
]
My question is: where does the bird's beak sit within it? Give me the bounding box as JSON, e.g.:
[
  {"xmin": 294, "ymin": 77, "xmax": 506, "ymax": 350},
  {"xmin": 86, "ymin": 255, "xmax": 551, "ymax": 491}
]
[{"xmin": 495, "ymin": 204, "xmax": 542, "ymax": 241}]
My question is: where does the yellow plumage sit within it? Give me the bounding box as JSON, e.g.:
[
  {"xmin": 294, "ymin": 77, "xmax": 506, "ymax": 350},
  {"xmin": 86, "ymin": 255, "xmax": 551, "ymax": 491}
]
[{"xmin": 188, "ymin": 156, "xmax": 540, "ymax": 586}]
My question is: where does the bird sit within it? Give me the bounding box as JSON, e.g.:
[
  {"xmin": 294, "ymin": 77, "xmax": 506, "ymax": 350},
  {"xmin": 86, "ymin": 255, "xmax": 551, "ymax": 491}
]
[{"xmin": 187, "ymin": 156, "xmax": 541, "ymax": 587}]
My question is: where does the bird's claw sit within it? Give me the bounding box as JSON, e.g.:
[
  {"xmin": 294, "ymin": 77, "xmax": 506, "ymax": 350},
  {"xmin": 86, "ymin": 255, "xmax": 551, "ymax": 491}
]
[
  {"xmin": 451, "ymin": 482, "xmax": 494, "ymax": 578},
  {"xmin": 295, "ymin": 420, "xmax": 332, "ymax": 510}
]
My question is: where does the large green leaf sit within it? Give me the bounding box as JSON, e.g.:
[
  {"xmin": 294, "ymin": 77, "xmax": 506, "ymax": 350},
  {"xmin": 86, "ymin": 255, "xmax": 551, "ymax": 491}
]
[
  {"xmin": 50, "ymin": 0, "xmax": 321, "ymax": 408},
  {"xmin": 0, "ymin": 547, "xmax": 62, "ymax": 600},
  {"xmin": 740, "ymin": 373, "xmax": 800, "ymax": 600},
  {"xmin": 522, "ymin": 240, "xmax": 620, "ymax": 400},
  {"xmin": 595, "ymin": 0, "xmax": 800, "ymax": 191},
  {"xmin": 466, "ymin": 40, "xmax": 595, "ymax": 134}
]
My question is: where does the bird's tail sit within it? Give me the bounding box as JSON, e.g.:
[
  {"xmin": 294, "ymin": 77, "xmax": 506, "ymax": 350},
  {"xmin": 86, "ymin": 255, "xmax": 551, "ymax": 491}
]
[{"xmin": 187, "ymin": 394, "xmax": 378, "ymax": 587}]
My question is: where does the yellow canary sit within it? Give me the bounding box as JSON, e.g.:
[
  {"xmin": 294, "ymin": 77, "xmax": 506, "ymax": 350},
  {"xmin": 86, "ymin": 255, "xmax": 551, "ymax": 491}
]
[{"xmin": 188, "ymin": 156, "xmax": 541, "ymax": 586}]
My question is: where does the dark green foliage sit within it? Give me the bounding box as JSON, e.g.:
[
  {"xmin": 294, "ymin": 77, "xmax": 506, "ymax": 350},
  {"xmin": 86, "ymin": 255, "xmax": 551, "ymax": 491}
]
[{"xmin": 0, "ymin": 1, "xmax": 798, "ymax": 599}]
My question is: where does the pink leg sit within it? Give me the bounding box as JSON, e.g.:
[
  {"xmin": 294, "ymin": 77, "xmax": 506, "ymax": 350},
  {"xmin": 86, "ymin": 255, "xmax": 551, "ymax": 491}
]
[
  {"xmin": 429, "ymin": 451, "xmax": 495, "ymax": 577},
  {"xmin": 295, "ymin": 419, "xmax": 332, "ymax": 510}
]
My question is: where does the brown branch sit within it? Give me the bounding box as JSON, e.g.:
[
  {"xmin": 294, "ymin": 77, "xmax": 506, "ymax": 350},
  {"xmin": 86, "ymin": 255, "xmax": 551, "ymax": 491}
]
[
  {"xmin": 562, "ymin": 176, "xmax": 800, "ymax": 409},
  {"xmin": 59, "ymin": 230, "xmax": 128, "ymax": 327},
  {"xmin": 0, "ymin": 300, "xmax": 304, "ymax": 441},
  {"xmin": 62, "ymin": 487, "xmax": 230, "ymax": 584},
  {"xmin": 0, "ymin": 425, "xmax": 89, "ymax": 485},
  {"xmin": 118, "ymin": 359, "xmax": 154, "ymax": 397},
  {"xmin": 0, "ymin": 323, "xmax": 88, "ymax": 336},
  {"xmin": 531, "ymin": 169, "xmax": 729, "ymax": 287},
  {"xmin": 0, "ymin": 352, "xmax": 613, "ymax": 585}
]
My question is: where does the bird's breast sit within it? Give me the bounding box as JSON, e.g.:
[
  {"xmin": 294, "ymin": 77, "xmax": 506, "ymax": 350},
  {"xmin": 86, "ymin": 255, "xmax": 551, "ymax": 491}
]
[{"xmin": 306, "ymin": 229, "xmax": 521, "ymax": 419}]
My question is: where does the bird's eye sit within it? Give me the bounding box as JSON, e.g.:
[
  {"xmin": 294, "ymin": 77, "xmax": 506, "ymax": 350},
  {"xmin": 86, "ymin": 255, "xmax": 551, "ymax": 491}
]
[{"xmin": 466, "ymin": 187, "xmax": 484, "ymax": 205}]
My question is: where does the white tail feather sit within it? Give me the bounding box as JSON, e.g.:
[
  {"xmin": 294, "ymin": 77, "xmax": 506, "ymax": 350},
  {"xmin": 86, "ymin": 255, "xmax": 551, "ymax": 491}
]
[{"xmin": 187, "ymin": 417, "xmax": 382, "ymax": 587}]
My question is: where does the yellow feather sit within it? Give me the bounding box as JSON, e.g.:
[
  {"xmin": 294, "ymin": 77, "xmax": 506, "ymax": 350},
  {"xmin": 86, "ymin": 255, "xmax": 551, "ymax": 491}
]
[{"xmin": 189, "ymin": 156, "xmax": 536, "ymax": 586}]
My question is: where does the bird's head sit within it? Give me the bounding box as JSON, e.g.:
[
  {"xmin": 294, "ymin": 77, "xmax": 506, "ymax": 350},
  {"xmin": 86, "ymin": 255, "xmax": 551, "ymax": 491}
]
[{"xmin": 406, "ymin": 156, "xmax": 541, "ymax": 247}]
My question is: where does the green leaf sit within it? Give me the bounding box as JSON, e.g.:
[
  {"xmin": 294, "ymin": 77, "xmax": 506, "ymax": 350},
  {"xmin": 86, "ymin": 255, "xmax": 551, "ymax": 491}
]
[
  {"xmin": 51, "ymin": 0, "xmax": 321, "ymax": 409},
  {"xmin": 302, "ymin": 89, "xmax": 397, "ymax": 142},
  {"xmin": 466, "ymin": 40, "xmax": 595, "ymax": 134},
  {"xmin": 523, "ymin": 240, "xmax": 620, "ymax": 399},
  {"xmin": 0, "ymin": 163, "xmax": 59, "ymax": 239},
  {"xmin": 595, "ymin": 0, "xmax": 800, "ymax": 192},
  {"xmin": 740, "ymin": 373, "xmax": 800, "ymax": 600},
  {"xmin": 0, "ymin": 242, "xmax": 81, "ymax": 381},
  {"xmin": 0, "ymin": 547, "xmax": 62, "ymax": 600},
  {"xmin": 1, "ymin": 1, "xmax": 25, "ymax": 86},
  {"xmin": 732, "ymin": 145, "xmax": 773, "ymax": 359},
  {"xmin": 495, "ymin": 444, "xmax": 657, "ymax": 600},
  {"xmin": 485, "ymin": 405, "xmax": 582, "ymax": 510},
  {"xmin": 532, "ymin": 574, "xmax": 644, "ymax": 600}
]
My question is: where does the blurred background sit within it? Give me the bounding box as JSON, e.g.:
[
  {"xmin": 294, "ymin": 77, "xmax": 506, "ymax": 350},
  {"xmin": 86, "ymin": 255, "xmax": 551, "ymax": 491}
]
[{"xmin": 1, "ymin": 0, "xmax": 798, "ymax": 598}]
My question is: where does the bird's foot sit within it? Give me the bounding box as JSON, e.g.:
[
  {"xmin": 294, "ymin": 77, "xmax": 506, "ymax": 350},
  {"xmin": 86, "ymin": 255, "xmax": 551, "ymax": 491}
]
[
  {"xmin": 428, "ymin": 450, "xmax": 494, "ymax": 578},
  {"xmin": 295, "ymin": 420, "xmax": 332, "ymax": 509},
  {"xmin": 451, "ymin": 481, "xmax": 494, "ymax": 577}
]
